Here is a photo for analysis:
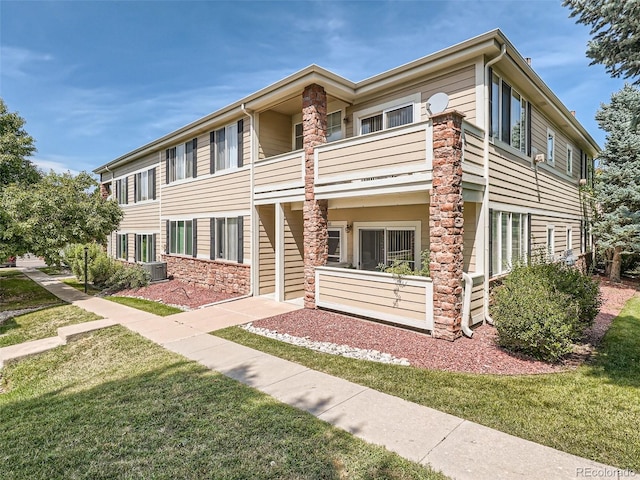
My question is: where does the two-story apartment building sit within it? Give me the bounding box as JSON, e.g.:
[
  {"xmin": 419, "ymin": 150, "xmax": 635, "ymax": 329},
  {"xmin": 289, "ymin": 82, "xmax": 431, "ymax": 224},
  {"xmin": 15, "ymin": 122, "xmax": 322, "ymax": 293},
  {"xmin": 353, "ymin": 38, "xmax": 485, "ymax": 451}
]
[{"xmin": 94, "ymin": 29, "xmax": 598, "ymax": 341}]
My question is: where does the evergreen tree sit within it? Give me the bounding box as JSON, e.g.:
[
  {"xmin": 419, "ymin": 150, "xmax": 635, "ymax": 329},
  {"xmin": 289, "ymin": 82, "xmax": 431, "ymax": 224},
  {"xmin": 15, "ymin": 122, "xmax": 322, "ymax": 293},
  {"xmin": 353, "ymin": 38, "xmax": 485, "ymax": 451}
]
[
  {"xmin": 564, "ymin": 0, "xmax": 640, "ymax": 83},
  {"xmin": 593, "ymin": 84, "xmax": 640, "ymax": 281},
  {"xmin": 0, "ymin": 98, "xmax": 41, "ymax": 190}
]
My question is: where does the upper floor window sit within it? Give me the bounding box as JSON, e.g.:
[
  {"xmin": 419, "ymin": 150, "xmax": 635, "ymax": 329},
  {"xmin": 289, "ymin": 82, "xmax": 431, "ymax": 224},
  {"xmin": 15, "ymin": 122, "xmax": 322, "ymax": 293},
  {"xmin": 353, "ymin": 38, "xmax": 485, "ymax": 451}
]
[
  {"xmin": 355, "ymin": 93, "xmax": 420, "ymax": 136},
  {"xmin": 210, "ymin": 120, "xmax": 244, "ymax": 174},
  {"xmin": 294, "ymin": 123, "xmax": 303, "ymax": 150},
  {"xmin": 547, "ymin": 129, "xmax": 556, "ymax": 166},
  {"xmin": 134, "ymin": 168, "xmax": 156, "ymax": 202},
  {"xmin": 490, "ymin": 71, "xmax": 530, "ymax": 155},
  {"xmin": 326, "ymin": 111, "xmax": 343, "ymax": 142},
  {"xmin": 115, "ymin": 178, "xmax": 128, "ymax": 205},
  {"xmin": 166, "ymin": 139, "xmax": 197, "ymax": 183},
  {"xmin": 566, "ymin": 145, "xmax": 573, "ymax": 175}
]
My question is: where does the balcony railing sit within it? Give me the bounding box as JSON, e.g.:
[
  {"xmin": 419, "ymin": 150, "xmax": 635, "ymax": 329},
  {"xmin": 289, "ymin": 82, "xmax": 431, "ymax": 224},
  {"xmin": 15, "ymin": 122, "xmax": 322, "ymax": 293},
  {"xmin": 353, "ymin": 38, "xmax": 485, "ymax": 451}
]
[{"xmin": 254, "ymin": 150, "xmax": 304, "ymax": 196}]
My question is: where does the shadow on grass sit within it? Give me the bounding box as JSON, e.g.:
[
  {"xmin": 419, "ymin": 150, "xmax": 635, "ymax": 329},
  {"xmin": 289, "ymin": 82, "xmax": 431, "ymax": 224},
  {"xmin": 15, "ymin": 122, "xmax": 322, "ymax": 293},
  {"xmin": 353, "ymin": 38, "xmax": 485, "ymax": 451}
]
[
  {"xmin": 0, "ymin": 336, "xmax": 440, "ymax": 480},
  {"xmin": 0, "ymin": 304, "xmax": 68, "ymax": 336}
]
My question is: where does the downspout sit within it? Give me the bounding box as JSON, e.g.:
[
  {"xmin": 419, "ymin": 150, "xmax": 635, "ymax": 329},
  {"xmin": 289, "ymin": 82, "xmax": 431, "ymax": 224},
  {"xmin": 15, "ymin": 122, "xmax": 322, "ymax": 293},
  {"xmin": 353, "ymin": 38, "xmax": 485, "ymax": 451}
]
[
  {"xmin": 483, "ymin": 44, "xmax": 507, "ymax": 325},
  {"xmin": 199, "ymin": 103, "xmax": 255, "ymax": 309},
  {"xmin": 461, "ymin": 272, "xmax": 474, "ymax": 337}
]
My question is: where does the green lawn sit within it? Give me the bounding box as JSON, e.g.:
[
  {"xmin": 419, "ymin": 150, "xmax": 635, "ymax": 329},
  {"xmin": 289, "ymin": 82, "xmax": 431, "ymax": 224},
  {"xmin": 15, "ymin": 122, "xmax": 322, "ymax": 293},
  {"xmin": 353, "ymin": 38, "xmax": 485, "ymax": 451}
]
[
  {"xmin": 105, "ymin": 296, "xmax": 183, "ymax": 316},
  {"xmin": 37, "ymin": 266, "xmax": 71, "ymax": 276},
  {"xmin": 0, "ymin": 271, "xmax": 64, "ymax": 312},
  {"xmin": 0, "ymin": 305, "xmax": 102, "ymax": 347},
  {"xmin": 62, "ymin": 278, "xmax": 102, "ymax": 295},
  {"xmin": 215, "ymin": 295, "xmax": 640, "ymax": 471},
  {"xmin": 0, "ymin": 327, "xmax": 446, "ymax": 480}
]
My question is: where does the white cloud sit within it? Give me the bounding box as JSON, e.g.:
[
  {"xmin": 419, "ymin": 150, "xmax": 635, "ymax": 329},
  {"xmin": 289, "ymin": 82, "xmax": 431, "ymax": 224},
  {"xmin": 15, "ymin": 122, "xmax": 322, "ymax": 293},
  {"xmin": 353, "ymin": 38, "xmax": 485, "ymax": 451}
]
[
  {"xmin": 0, "ymin": 46, "xmax": 54, "ymax": 79},
  {"xmin": 31, "ymin": 155, "xmax": 80, "ymax": 175}
]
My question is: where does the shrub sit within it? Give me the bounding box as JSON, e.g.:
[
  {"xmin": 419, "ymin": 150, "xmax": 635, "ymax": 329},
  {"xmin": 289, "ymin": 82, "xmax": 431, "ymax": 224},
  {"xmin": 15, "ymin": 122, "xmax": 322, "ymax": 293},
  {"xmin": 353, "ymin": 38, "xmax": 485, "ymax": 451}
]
[
  {"xmin": 63, "ymin": 243, "xmax": 111, "ymax": 285},
  {"xmin": 492, "ymin": 258, "xmax": 601, "ymax": 362},
  {"xmin": 103, "ymin": 263, "xmax": 150, "ymax": 293},
  {"xmin": 380, "ymin": 249, "xmax": 431, "ymax": 277}
]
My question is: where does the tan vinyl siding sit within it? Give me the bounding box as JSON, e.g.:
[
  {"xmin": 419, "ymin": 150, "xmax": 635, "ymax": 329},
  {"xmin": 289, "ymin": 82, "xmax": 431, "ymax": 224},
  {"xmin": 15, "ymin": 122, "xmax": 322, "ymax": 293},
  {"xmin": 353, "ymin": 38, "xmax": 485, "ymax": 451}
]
[
  {"xmin": 530, "ymin": 215, "xmax": 582, "ymax": 257},
  {"xmin": 316, "ymin": 126, "xmax": 428, "ymax": 181},
  {"xmin": 463, "ymin": 202, "xmax": 478, "ymax": 272},
  {"xmin": 283, "ymin": 205, "xmax": 304, "ymax": 300},
  {"xmin": 162, "ymin": 169, "xmax": 250, "ymax": 216},
  {"xmin": 254, "ymin": 153, "xmax": 303, "ymax": 190},
  {"xmin": 196, "ymin": 132, "xmax": 211, "ymax": 177},
  {"xmin": 243, "ymin": 216, "xmax": 251, "ymax": 265},
  {"xmin": 531, "ymin": 107, "xmax": 578, "ymax": 178},
  {"xmin": 258, "ymin": 110, "xmax": 292, "ymax": 159},
  {"xmin": 463, "ymin": 124, "xmax": 484, "ymax": 171},
  {"xmin": 488, "ymin": 147, "xmax": 582, "ymax": 217},
  {"xmin": 112, "ymin": 152, "xmax": 160, "ymax": 178},
  {"xmin": 196, "ymin": 219, "xmax": 209, "ymax": 259},
  {"xmin": 258, "ymin": 205, "xmax": 276, "ymax": 295},
  {"xmin": 119, "ymin": 203, "xmax": 161, "ymax": 232},
  {"xmin": 470, "ymin": 279, "xmax": 484, "ymax": 325}
]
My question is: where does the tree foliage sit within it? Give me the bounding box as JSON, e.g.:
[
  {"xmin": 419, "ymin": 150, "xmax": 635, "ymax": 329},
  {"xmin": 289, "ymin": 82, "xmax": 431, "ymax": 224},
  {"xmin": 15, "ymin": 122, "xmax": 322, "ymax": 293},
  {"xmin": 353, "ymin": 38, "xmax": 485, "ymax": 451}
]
[
  {"xmin": 592, "ymin": 84, "xmax": 640, "ymax": 281},
  {"xmin": 564, "ymin": 0, "xmax": 640, "ymax": 83},
  {"xmin": 0, "ymin": 98, "xmax": 41, "ymax": 190},
  {"xmin": 0, "ymin": 171, "xmax": 123, "ymax": 265}
]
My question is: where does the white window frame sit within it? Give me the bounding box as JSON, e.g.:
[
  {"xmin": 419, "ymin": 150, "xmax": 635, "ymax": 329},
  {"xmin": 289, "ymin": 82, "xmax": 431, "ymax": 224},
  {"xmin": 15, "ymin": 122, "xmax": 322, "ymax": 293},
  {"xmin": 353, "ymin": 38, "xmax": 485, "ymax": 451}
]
[
  {"xmin": 490, "ymin": 73, "xmax": 528, "ymax": 155},
  {"xmin": 353, "ymin": 221, "xmax": 421, "ymax": 271},
  {"xmin": 566, "ymin": 226, "xmax": 572, "ymax": 254},
  {"xmin": 354, "ymin": 93, "xmax": 421, "ymax": 136},
  {"xmin": 547, "ymin": 225, "xmax": 556, "ymax": 258},
  {"xmin": 214, "ymin": 123, "xmax": 239, "ymax": 172},
  {"xmin": 116, "ymin": 233, "xmax": 127, "ymax": 260},
  {"xmin": 326, "ymin": 110, "xmax": 343, "ymax": 143},
  {"xmin": 115, "ymin": 178, "xmax": 128, "ymax": 205},
  {"xmin": 168, "ymin": 140, "xmax": 195, "ymax": 183},
  {"xmin": 293, "ymin": 122, "xmax": 303, "ymax": 150},
  {"xmin": 547, "ymin": 129, "xmax": 556, "ymax": 166},
  {"xmin": 327, "ymin": 221, "xmax": 347, "ymax": 264},
  {"xmin": 135, "ymin": 168, "xmax": 155, "ymax": 202},
  {"xmin": 490, "ymin": 210, "xmax": 529, "ymax": 277},
  {"xmin": 566, "ymin": 144, "xmax": 573, "ymax": 175},
  {"xmin": 214, "ymin": 217, "xmax": 240, "ymax": 262}
]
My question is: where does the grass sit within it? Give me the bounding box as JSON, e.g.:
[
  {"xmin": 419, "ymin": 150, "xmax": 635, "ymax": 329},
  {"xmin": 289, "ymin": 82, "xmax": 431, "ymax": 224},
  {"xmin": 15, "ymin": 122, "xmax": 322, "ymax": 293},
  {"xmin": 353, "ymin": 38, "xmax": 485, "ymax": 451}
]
[
  {"xmin": 215, "ymin": 295, "xmax": 640, "ymax": 471},
  {"xmin": 0, "ymin": 305, "xmax": 102, "ymax": 347},
  {"xmin": 105, "ymin": 296, "xmax": 183, "ymax": 316},
  {"xmin": 0, "ymin": 271, "xmax": 64, "ymax": 312},
  {"xmin": 62, "ymin": 278, "xmax": 102, "ymax": 295},
  {"xmin": 0, "ymin": 327, "xmax": 446, "ymax": 480},
  {"xmin": 37, "ymin": 266, "xmax": 70, "ymax": 276}
]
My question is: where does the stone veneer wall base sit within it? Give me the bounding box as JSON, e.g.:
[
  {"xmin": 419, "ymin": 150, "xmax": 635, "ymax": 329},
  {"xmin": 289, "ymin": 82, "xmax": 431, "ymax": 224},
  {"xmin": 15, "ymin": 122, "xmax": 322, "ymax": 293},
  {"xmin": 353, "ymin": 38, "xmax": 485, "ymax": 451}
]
[{"xmin": 161, "ymin": 255, "xmax": 250, "ymax": 295}]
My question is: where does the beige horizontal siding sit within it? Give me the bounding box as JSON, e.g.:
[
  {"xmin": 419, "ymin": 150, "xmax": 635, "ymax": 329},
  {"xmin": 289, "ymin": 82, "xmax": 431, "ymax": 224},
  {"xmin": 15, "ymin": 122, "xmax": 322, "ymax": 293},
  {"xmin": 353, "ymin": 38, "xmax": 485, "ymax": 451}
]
[
  {"xmin": 489, "ymin": 147, "xmax": 582, "ymax": 216},
  {"xmin": 470, "ymin": 281, "xmax": 484, "ymax": 325},
  {"xmin": 112, "ymin": 152, "xmax": 160, "ymax": 178},
  {"xmin": 258, "ymin": 205, "xmax": 275, "ymax": 295},
  {"xmin": 316, "ymin": 128, "xmax": 427, "ymax": 180},
  {"xmin": 258, "ymin": 110, "xmax": 291, "ymax": 159},
  {"xmin": 283, "ymin": 205, "xmax": 304, "ymax": 300},
  {"xmin": 254, "ymin": 154, "xmax": 303, "ymax": 189},
  {"xmin": 162, "ymin": 170, "xmax": 250, "ymax": 216},
  {"xmin": 317, "ymin": 271, "xmax": 427, "ymax": 322},
  {"xmin": 119, "ymin": 203, "xmax": 160, "ymax": 232},
  {"xmin": 530, "ymin": 215, "xmax": 583, "ymax": 257},
  {"xmin": 463, "ymin": 203, "xmax": 478, "ymax": 272},
  {"xmin": 463, "ymin": 127, "xmax": 484, "ymax": 171}
]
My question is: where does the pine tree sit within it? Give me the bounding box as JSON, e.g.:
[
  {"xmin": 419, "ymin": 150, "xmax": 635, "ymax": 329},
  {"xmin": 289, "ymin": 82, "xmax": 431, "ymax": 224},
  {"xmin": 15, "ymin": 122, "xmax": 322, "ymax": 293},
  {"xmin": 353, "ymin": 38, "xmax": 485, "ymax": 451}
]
[
  {"xmin": 593, "ymin": 84, "xmax": 640, "ymax": 281},
  {"xmin": 564, "ymin": 0, "xmax": 640, "ymax": 83}
]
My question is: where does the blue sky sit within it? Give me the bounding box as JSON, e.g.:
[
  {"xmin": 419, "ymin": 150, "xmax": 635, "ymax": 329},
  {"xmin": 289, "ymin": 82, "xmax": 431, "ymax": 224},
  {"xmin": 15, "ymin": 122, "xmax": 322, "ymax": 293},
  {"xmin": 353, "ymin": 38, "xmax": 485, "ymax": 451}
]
[{"xmin": 0, "ymin": 0, "xmax": 624, "ymax": 175}]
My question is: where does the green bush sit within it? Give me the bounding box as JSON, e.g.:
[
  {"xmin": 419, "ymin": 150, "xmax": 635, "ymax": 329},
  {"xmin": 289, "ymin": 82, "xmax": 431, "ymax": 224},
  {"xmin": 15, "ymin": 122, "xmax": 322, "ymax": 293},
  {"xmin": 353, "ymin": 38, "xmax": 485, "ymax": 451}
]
[
  {"xmin": 63, "ymin": 243, "xmax": 150, "ymax": 292},
  {"xmin": 492, "ymin": 258, "xmax": 601, "ymax": 362},
  {"xmin": 380, "ymin": 249, "xmax": 431, "ymax": 277}
]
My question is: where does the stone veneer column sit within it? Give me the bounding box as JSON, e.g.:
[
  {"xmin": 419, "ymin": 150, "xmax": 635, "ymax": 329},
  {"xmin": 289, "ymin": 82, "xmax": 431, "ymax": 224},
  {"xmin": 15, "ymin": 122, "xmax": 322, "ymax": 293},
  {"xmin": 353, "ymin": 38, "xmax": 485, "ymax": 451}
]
[
  {"xmin": 429, "ymin": 110, "xmax": 465, "ymax": 341},
  {"xmin": 302, "ymin": 84, "xmax": 328, "ymax": 309}
]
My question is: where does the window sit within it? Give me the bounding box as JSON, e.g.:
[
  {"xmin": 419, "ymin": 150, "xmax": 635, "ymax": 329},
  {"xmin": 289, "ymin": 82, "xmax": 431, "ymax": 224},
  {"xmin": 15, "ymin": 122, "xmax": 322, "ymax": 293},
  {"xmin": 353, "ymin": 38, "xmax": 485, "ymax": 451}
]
[
  {"xmin": 294, "ymin": 123, "xmax": 303, "ymax": 150},
  {"xmin": 211, "ymin": 120, "xmax": 243, "ymax": 173},
  {"xmin": 327, "ymin": 228, "xmax": 343, "ymax": 263},
  {"xmin": 566, "ymin": 227, "xmax": 572, "ymax": 254},
  {"xmin": 115, "ymin": 178, "xmax": 128, "ymax": 205},
  {"xmin": 134, "ymin": 168, "xmax": 156, "ymax": 202},
  {"xmin": 566, "ymin": 145, "xmax": 573, "ymax": 175},
  {"xmin": 547, "ymin": 129, "xmax": 556, "ymax": 165},
  {"xmin": 116, "ymin": 234, "xmax": 127, "ymax": 260},
  {"xmin": 135, "ymin": 234, "xmax": 155, "ymax": 262},
  {"xmin": 210, "ymin": 216, "xmax": 244, "ymax": 263},
  {"xmin": 489, "ymin": 72, "xmax": 530, "ymax": 155},
  {"xmin": 168, "ymin": 220, "xmax": 194, "ymax": 256},
  {"xmin": 490, "ymin": 210, "xmax": 529, "ymax": 276},
  {"xmin": 360, "ymin": 104, "xmax": 413, "ymax": 135},
  {"xmin": 547, "ymin": 225, "xmax": 555, "ymax": 257},
  {"xmin": 355, "ymin": 223, "xmax": 419, "ymax": 271},
  {"xmin": 166, "ymin": 139, "xmax": 196, "ymax": 183},
  {"xmin": 326, "ymin": 111, "xmax": 342, "ymax": 142}
]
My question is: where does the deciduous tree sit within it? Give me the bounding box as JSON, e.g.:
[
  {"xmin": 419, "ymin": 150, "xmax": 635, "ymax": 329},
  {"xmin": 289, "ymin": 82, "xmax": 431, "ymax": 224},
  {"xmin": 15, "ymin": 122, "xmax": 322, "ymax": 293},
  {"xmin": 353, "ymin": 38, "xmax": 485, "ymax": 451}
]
[{"xmin": 0, "ymin": 98, "xmax": 41, "ymax": 190}]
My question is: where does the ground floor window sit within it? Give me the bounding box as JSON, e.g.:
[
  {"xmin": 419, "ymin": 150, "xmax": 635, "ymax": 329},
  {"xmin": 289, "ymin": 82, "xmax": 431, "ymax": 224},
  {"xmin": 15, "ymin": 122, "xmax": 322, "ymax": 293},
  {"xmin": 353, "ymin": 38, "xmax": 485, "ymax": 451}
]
[
  {"xmin": 490, "ymin": 210, "xmax": 529, "ymax": 276},
  {"xmin": 354, "ymin": 222, "xmax": 420, "ymax": 271},
  {"xmin": 169, "ymin": 220, "xmax": 194, "ymax": 256},
  {"xmin": 116, "ymin": 234, "xmax": 127, "ymax": 260},
  {"xmin": 210, "ymin": 216, "xmax": 243, "ymax": 263},
  {"xmin": 135, "ymin": 234, "xmax": 155, "ymax": 262}
]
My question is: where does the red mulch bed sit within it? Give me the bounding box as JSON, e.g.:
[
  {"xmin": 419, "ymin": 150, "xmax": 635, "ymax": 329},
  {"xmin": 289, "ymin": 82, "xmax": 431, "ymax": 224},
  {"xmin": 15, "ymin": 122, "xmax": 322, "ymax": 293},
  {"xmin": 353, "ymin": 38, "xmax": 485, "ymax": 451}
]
[
  {"xmin": 252, "ymin": 277, "xmax": 638, "ymax": 375},
  {"xmin": 116, "ymin": 279, "xmax": 239, "ymax": 309}
]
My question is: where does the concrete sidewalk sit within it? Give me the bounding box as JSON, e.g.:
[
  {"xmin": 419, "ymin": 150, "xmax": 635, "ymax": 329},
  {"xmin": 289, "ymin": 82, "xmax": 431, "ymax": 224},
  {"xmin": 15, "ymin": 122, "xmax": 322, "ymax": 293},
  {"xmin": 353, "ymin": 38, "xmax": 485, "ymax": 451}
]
[{"xmin": 6, "ymin": 269, "xmax": 617, "ymax": 480}]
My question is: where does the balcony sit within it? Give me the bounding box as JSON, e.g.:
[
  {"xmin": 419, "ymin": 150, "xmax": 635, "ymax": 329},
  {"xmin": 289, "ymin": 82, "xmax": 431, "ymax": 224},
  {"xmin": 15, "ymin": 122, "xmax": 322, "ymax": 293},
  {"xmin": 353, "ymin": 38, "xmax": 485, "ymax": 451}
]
[{"xmin": 253, "ymin": 150, "xmax": 305, "ymax": 203}]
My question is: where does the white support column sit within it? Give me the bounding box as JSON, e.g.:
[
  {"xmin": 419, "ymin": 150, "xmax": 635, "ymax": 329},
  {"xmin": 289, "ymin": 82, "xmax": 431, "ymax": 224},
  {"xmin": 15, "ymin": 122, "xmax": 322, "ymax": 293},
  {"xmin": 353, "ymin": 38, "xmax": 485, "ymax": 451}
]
[{"xmin": 275, "ymin": 202, "xmax": 285, "ymax": 302}]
